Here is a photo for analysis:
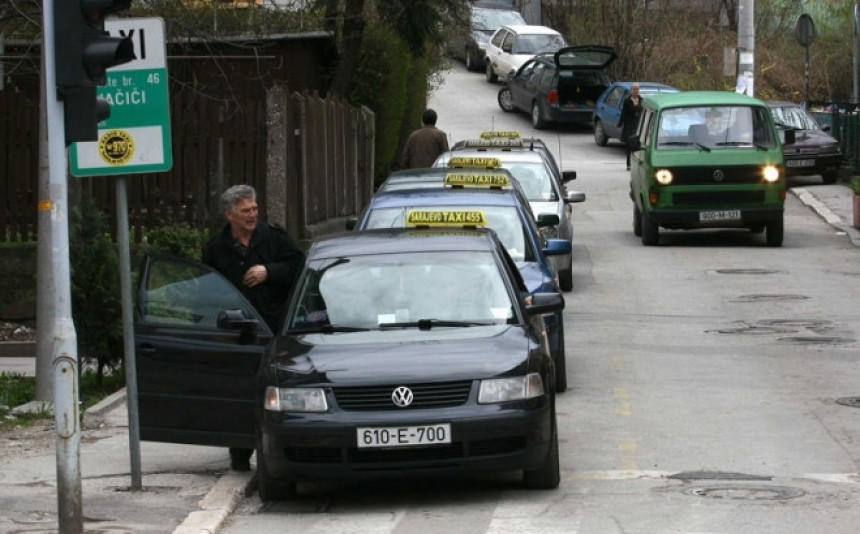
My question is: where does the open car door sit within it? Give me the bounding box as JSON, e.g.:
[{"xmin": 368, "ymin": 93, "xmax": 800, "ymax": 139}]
[{"xmin": 134, "ymin": 254, "xmax": 273, "ymax": 449}]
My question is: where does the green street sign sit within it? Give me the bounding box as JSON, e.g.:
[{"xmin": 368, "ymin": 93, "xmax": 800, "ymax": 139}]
[{"xmin": 70, "ymin": 17, "xmax": 172, "ymax": 177}]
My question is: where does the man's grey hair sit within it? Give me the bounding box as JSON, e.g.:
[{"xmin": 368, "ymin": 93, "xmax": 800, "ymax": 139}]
[{"xmin": 221, "ymin": 184, "xmax": 256, "ymax": 212}]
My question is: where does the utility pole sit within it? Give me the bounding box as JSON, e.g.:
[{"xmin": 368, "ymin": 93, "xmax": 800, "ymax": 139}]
[{"xmin": 736, "ymin": 0, "xmax": 755, "ymax": 96}]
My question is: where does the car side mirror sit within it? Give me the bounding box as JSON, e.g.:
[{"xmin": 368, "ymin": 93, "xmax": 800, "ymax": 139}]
[
  {"xmin": 217, "ymin": 309, "xmax": 260, "ymax": 345},
  {"xmin": 628, "ymin": 136, "xmax": 642, "ymax": 151},
  {"xmin": 543, "ymin": 239, "xmax": 572, "ymax": 257},
  {"xmin": 562, "ymin": 170, "xmax": 577, "ymax": 182},
  {"xmin": 526, "ymin": 292, "xmax": 565, "ymax": 315},
  {"xmin": 783, "ymin": 129, "xmax": 796, "ymax": 145},
  {"xmin": 346, "ymin": 216, "xmax": 358, "ymax": 230},
  {"xmin": 565, "ymin": 191, "xmax": 586, "ymax": 204},
  {"xmin": 536, "ymin": 213, "xmax": 560, "ymax": 227}
]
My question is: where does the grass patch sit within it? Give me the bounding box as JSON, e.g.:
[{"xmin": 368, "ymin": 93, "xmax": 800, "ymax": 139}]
[{"xmin": 1, "ymin": 370, "xmax": 125, "ymax": 430}]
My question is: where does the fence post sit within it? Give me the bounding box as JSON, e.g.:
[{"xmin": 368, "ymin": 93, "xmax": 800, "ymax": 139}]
[{"xmin": 266, "ymin": 83, "xmax": 289, "ymax": 229}]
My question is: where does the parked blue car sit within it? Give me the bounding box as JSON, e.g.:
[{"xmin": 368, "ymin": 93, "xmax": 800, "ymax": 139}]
[{"xmin": 592, "ymin": 81, "xmax": 679, "ymax": 146}]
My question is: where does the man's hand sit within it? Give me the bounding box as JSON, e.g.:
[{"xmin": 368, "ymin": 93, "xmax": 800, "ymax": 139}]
[{"xmin": 243, "ymin": 265, "xmax": 268, "ymax": 287}]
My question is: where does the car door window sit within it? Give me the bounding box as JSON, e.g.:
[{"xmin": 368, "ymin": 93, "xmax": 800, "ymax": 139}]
[
  {"xmin": 140, "ymin": 255, "xmax": 263, "ymax": 328},
  {"xmin": 606, "ymin": 87, "xmax": 623, "ymax": 108},
  {"xmin": 502, "ymin": 32, "xmax": 515, "ymax": 53}
]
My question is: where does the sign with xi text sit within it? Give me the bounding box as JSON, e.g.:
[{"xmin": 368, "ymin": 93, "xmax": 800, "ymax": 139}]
[{"xmin": 70, "ymin": 17, "xmax": 172, "ymax": 177}]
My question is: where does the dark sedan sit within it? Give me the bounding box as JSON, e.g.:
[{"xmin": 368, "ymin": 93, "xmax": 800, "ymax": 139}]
[
  {"xmin": 134, "ymin": 228, "xmax": 564, "ymax": 501},
  {"xmin": 767, "ymin": 100, "xmax": 843, "ymax": 184}
]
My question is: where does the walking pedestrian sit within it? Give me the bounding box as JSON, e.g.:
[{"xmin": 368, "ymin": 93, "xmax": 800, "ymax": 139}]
[
  {"xmin": 618, "ymin": 83, "xmax": 643, "ymax": 170},
  {"xmin": 401, "ymin": 108, "xmax": 450, "ymax": 169}
]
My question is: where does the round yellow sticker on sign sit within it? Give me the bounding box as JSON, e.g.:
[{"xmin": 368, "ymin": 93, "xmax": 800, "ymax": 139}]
[{"xmin": 98, "ymin": 129, "xmax": 135, "ymax": 166}]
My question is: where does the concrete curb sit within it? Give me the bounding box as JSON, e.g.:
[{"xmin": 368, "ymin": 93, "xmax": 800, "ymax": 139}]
[
  {"xmin": 82, "ymin": 387, "xmax": 128, "ymax": 429},
  {"xmin": 79, "ymin": 388, "xmax": 255, "ymax": 534},
  {"xmin": 790, "ymin": 187, "xmax": 860, "ymax": 247}
]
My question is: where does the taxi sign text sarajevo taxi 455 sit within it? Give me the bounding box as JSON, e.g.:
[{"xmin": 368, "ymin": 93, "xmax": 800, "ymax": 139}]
[{"xmin": 70, "ymin": 17, "xmax": 172, "ymax": 177}]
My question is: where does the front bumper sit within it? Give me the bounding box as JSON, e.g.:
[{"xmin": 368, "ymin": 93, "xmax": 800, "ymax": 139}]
[{"xmin": 258, "ymin": 395, "xmax": 553, "ymax": 481}]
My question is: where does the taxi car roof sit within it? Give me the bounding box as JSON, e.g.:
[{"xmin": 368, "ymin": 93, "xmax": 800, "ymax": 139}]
[
  {"xmin": 440, "ymin": 148, "xmax": 546, "ymax": 164},
  {"xmin": 308, "ymin": 227, "xmax": 501, "ymax": 259},
  {"xmin": 368, "ymin": 185, "xmax": 527, "ymax": 210},
  {"xmin": 381, "ymin": 167, "xmax": 517, "ymax": 188}
]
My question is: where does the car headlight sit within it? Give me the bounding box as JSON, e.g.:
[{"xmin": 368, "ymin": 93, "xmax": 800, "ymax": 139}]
[
  {"xmin": 821, "ymin": 144, "xmax": 841, "ymax": 155},
  {"xmin": 265, "ymin": 386, "xmax": 328, "ymax": 412},
  {"xmin": 763, "ymin": 165, "xmax": 780, "ymax": 183},
  {"xmin": 478, "ymin": 373, "xmax": 545, "ymax": 403},
  {"xmin": 655, "ymin": 169, "xmax": 673, "ymax": 185}
]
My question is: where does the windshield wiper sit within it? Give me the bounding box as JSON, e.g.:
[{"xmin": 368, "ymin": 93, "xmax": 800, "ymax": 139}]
[
  {"xmin": 379, "ymin": 318, "xmax": 494, "ymax": 330},
  {"xmin": 291, "ymin": 324, "xmax": 375, "ymax": 333},
  {"xmin": 659, "ymin": 141, "xmax": 694, "ymax": 146}
]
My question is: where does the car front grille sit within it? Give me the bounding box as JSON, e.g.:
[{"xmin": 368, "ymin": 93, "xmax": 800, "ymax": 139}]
[
  {"xmin": 333, "ymin": 381, "xmax": 473, "ymax": 411},
  {"xmin": 669, "ymin": 166, "xmax": 766, "ymax": 185}
]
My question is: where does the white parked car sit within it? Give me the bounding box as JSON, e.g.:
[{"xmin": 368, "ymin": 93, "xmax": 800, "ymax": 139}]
[{"xmin": 484, "ymin": 24, "xmax": 567, "ymax": 83}]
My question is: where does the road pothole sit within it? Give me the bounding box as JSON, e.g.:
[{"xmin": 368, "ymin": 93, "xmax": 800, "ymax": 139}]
[
  {"xmin": 712, "ymin": 268, "xmax": 785, "ymax": 275},
  {"xmin": 731, "ymin": 294, "xmax": 809, "ymax": 302},
  {"xmin": 683, "ymin": 485, "xmax": 806, "ymax": 501},
  {"xmin": 835, "ymin": 397, "xmax": 860, "ymax": 408},
  {"xmin": 778, "ymin": 336, "xmax": 855, "ymax": 346}
]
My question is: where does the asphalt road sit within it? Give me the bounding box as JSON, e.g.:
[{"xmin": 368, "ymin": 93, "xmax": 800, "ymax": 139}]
[{"xmin": 219, "ymin": 60, "xmax": 860, "ymax": 533}]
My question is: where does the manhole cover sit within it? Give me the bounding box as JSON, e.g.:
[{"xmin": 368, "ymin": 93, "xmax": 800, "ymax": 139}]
[
  {"xmin": 778, "ymin": 336, "xmax": 854, "ymax": 346},
  {"xmin": 836, "ymin": 397, "xmax": 860, "ymax": 408},
  {"xmin": 714, "ymin": 268, "xmax": 783, "ymax": 275},
  {"xmin": 684, "ymin": 485, "xmax": 805, "ymax": 500},
  {"xmin": 731, "ymin": 294, "xmax": 809, "ymax": 302}
]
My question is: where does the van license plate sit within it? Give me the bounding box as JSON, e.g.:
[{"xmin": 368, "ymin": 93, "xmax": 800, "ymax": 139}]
[
  {"xmin": 699, "ymin": 210, "xmax": 741, "ymax": 222},
  {"xmin": 786, "ymin": 159, "xmax": 815, "ymax": 167}
]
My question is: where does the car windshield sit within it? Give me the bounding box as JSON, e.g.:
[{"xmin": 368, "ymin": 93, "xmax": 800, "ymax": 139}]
[
  {"xmin": 473, "ymin": 8, "xmax": 525, "ymax": 30},
  {"xmin": 503, "ymin": 162, "xmax": 558, "ymax": 201},
  {"xmin": 770, "ymin": 105, "xmax": 820, "ymax": 130},
  {"xmin": 515, "ymin": 34, "xmax": 567, "ymax": 54},
  {"xmin": 656, "ymin": 106, "xmax": 777, "ymax": 149},
  {"xmin": 289, "ymin": 252, "xmax": 514, "ymax": 330},
  {"xmin": 363, "ymin": 205, "xmax": 535, "ymax": 262}
]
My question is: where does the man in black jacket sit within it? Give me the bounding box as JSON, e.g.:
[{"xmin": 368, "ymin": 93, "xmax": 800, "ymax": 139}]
[{"xmin": 203, "ymin": 184, "xmax": 305, "ymax": 471}]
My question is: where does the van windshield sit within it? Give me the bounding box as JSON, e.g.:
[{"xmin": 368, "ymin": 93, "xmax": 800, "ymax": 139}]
[{"xmin": 656, "ymin": 106, "xmax": 777, "ymax": 150}]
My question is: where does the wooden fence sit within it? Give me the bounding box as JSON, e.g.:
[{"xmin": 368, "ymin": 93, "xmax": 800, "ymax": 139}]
[{"xmin": 0, "ymin": 82, "xmax": 374, "ymax": 246}]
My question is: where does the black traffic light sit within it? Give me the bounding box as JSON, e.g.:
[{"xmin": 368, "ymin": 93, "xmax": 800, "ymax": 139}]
[{"xmin": 54, "ymin": 0, "xmax": 136, "ymax": 144}]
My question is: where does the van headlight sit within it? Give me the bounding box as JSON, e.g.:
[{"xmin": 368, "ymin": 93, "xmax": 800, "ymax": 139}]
[
  {"xmin": 655, "ymin": 169, "xmax": 673, "ymax": 185},
  {"xmin": 763, "ymin": 165, "xmax": 780, "ymax": 183},
  {"xmin": 265, "ymin": 386, "xmax": 328, "ymax": 412},
  {"xmin": 478, "ymin": 373, "xmax": 545, "ymax": 403}
]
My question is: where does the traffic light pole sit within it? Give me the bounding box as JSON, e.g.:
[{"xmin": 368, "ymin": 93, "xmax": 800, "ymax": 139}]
[{"xmin": 41, "ymin": 2, "xmax": 84, "ymax": 532}]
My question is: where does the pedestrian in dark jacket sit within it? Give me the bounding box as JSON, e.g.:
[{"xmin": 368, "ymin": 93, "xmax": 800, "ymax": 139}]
[
  {"xmin": 400, "ymin": 108, "xmax": 450, "ymax": 168},
  {"xmin": 617, "ymin": 83, "xmax": 642, "ymax": 170},
  {"xmin": 202, "ymin": 184, "xmax": 305, "ymax": 472}
]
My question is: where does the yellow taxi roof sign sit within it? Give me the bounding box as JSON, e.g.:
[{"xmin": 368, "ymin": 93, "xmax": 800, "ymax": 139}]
[
  {"xmin": 461, "ymin": 138, "xmax": 525, "ymax": 149},
  {"xmin": 447, "ymin": 156, "xmax": 502, "ymax": 169},
  {"xmin": 405, "ymin": 209, "xmax": 488, "ymax": 227},
  {"xmin": 480, "ymin": 130, "xmax": 521, "ymax": 139},
  {"xmin": 444, "ymin": 172, "xmax": 511, "ymax": 188}
]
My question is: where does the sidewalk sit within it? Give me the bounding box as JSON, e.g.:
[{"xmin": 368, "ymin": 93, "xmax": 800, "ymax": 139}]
[
  {"xmin": 1, "ymin": 181, "xmax": 857, "ymax": 533},
  {"xmin": 0, "ymin": 389, "xmax": 255, "ymax": 533}
]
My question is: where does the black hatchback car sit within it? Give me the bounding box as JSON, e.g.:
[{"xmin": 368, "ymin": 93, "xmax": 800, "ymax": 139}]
[
  {"xmin": 134, "ymin": 228, "xmax": 564, "ymax": 500},
  {"xmin": 498, "ymin": 45, "xmax": 617, "ymax": 129},
  {"xmin": 766, "ymin": 100, "xmax": 843, "ymax": 184}
]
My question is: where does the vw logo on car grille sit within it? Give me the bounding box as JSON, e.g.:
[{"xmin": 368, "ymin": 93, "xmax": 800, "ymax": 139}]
[
  {"xmin": 391, "ymin": 386, "xmax": 414, "ymax": 407},
  {"xmin": 713, "ymin": 169, "xmax": 725, "ymax": 182}
]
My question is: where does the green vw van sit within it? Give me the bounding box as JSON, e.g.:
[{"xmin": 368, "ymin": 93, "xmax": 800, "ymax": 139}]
[{"xmin": 628, "ymin": 91, "xmax": 793, "ymax": 246}]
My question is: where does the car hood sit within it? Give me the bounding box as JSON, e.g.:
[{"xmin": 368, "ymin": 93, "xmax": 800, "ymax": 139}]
[
  {"xmin": 554, "ymin": 45, "xmax": 618, "ymax": 69},
  {"xmin": 779, "ymin": 128, "xmax": 841, "ymax": 154},
  {"xmin": 269, "ymin": 326, "xmax": 534, "ymax": 384}
]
